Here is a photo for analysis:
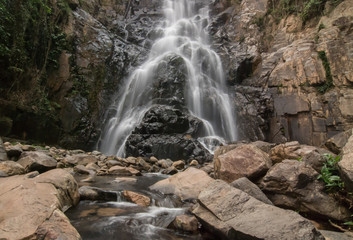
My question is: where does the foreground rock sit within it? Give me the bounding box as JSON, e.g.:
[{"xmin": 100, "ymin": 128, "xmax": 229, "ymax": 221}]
[
  {"xmin": 122, "ymin": 190, "xmax": 151, "ymax": 207},
  {"xmin": 18, "ymin": 151, "xmax": 57, "ymax": 173},
  {"xmin": 261, "ymin": 160, "xmax": 351, "ymax": 221},
  {"xmin": 0, "ymin": 169, "xmax": 80, "ymax": 239},
  {"xmin": 0, "ymin": 160, "xmax": 25, "ymax": 176},
  {"xmin": 325, "ymin": 129, "xmax": 353, "ymax": 154},
  {"xmin": 79, "ymin": 186, "xmax": 117, "ymax": 201},
  {"xmin": 338, "ymin": 132, "xmax": 353, "ymax": 192},
  {"xmin": 193, "ymin": 180, "xmax": 324, "ymax": 240},
  {"xmin": 214, "ymin": 144, "xmax": 271, "ymax": 183},
  {"xmin": 150, "ymin": 167, "xmax": 214, "ymax": 200}
]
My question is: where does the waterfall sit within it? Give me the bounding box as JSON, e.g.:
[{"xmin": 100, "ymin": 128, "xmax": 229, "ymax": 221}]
[{"xmin": 98, "ymin": 0, "xmax": 237, "ymax": 156}]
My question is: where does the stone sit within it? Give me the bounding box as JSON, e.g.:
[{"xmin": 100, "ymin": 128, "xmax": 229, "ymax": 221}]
[
  {"xmin": 150, "ymin": 167, "xmax": 214, "ymax": 201},
  {"xmin": 325, "ymin": 129, "xmax": 353, "ymax": 154},
  {"xmin": 35, "ymin": 209, "xmax": 81, "ymax": 240},
  {"xmin": 81, "ymin": 172, "xmax": 96, "ymax": 183},
  {"xmin": 114, "ymin": 177, "xmax": 137, "ymax": 183},
  {"xmin": 338, "ymin": 132, "xmax": 353, "ymax": 192},
  {"xmin": 270, "ymin": 141, "xmax": 317, "ymax": 163},
  {"xmin": 319, "ymin": 230, "xmax": 353, "ymax": 240},
  {"xmin": 193, "ymin": 180, "xmax": 324, "ymax": 240},
  {"xmin": 0, "ymin": 116, "xmax": 12, "ymax": 136},
  {"xmin": 64, "ymin": 154, "xmax": 98, "ymax": 166},
  {"xmin": 171, "ymin": 215, "xmax": 198, "ymax": 232},
  {"xmin": 302, "ymin": 149, "xmax": 334, "ymax": 172},
  {"xmin": 79, "ymin": 186, "xmax": 117, "ymax": 201},
  {"xmin": 149, "ymin": 156, "xmax": 158, "ymax": 164},
  {"xmin": 261, "ymin": 160, "xmax": 351, "ymax": 221},
  {"xmin": 17, "ymin": 151, "xmax": 57, "ymax": 173},
  {"xmin": 158, "ymin": 159, "xmax": 173, "ymax": 168},
  {"xmin": 107, "ymin": 159, "xmax": 122, "ymax": 168},
  {"xmin": 74, "ymin": 164, "xmax": 92, "ymax": 174},
  {"xmin": 137, "ymin": 157, "xmax": 151, "ymax": 171},
  {"xmin": 0, "ymin": 170, "xmax": 8, "ymax": 177},
  {"xmin": 0, "ymin": 169, "xmax": 79, "ymax": 239},
  {"xmin": 108, "ymin": 165, "xmax": 141, "ymax": 176},
  {"xmin": 189, "ymin": 159, "xmax": 199, "ymax": 166},
  {"xmin": 86, "ymin": 162, "xmax": 100, "ymax": 171},
  {"xmin": 6, "ymin": 144, "xmax": 23, "ymax": 159},
  {"xmin": 213, "ymin": 143, "xmax": 244, "ymax": 159},
  {"xmin": 172, "ymin": 160, "xmax": 185, "ymax": 170},
  {"xmin": 162, "ymin": 166, "xmax": 178, "ymax": 175},
  {"xmin": 21, "ymin": 145, "xmax": 36, "ymax": 151},
  {"xmin": 214, "ymin": 144, "xmax": 272, "ymax": 183},
  {"xmin": 251, "ymin": 141, "xmax": 276, "ymax": 153},
  {"xmin": 230, "ymin": 177, "xmax": 272, "ymax": 205},
  {"xmin": 200, "ymin": 162, "xmax": 214, "ymax": 175},
  {"xmin": 0, "ymin": 161, "xmax": 25, "ymax": 176},
  {"xmin": 122, "ymin": 190, "xmax": 151, "ymax": 207},
  {"xmin": 0, "ymin": 137, "xmax": 7, "ymax": 161}
]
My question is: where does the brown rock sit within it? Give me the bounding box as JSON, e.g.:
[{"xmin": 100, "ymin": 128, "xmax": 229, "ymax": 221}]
[
  {"xmin": 189, "ymin": 159, "xmax": 199, "ymax": 166},
  {"xmin": 162, "ymin": 166, "xmax": 178, "ymax": 175},
  {"xmin": 172, "ymin": 215, "xmax": 198, "ymax": 232},
  {"xmin": 6, "ymin": 144, "xmax": 23, "ymax": 159},
  {"xmin": 0, "ymin": 137, "xmax": 7, "ymax": 161},
  {"xmin": 326, "ymin": 129, "xmax": 353, "ymax": 154},
  {"xmin": 214, "ymin": 144, "xmax": 272, "ymax": 182},
  {"xmin": 270, "ymin": 141, "xmax": 317, "ymax": 163},
  {"xmin": 172, "ymin": 160, "xmax": 185, "ymax": 170},
  {"xmin": 123, "ymin": 190, "xmax": 151, "ymax": 207},
  {"xmin": 0, "ymin": 161, "xmax": 25, "ymax": 176},
  {"xmin": 79, "ymin": 186, "xmax": 117, "ymax": 201},
  {"xmin": 18, "ymin": 151, "xmax": 57, "ymax": 173},
  {"xmin": 338, "ymin": 132, "xmax": 353, "ymax": 192},
  {"xmin": 149, "ymin": 167, "xmax": 214, "ymax": 201},
  {"xmin": 64, "ymin": 154, "xmax": 98, "ymax": 166},
  {"xmin": 158, "ymin": 159, "xmax": 173, "ymax": 168},
  {"xmin": 108, "ymin": 166, "xmax": 141, "ymax": 176}
]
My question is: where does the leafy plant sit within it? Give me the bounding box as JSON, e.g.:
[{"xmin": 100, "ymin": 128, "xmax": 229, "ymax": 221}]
[
  {"xmin": 316, "ymin": 51, "xmax": 333, "ymax": 93},
  {"xmin": 317, "ymin": 154, "xmax": 344, "ymax": 191}
]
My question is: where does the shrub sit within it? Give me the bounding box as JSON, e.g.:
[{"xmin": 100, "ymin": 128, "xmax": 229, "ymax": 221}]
[{"xmin": 317, "ymin": 153, "xmax": 344, "ymax": 191}]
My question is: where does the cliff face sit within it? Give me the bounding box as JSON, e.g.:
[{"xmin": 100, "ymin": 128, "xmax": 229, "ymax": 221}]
[{"xmin": 210, "ymin": 0, "xmax": 353, "ymax": 146}]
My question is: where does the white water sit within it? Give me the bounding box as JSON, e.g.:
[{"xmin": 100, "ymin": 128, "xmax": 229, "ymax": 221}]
[{"xmin": 98, "ymin": 0, "xmax": 237, "ymax": 156}]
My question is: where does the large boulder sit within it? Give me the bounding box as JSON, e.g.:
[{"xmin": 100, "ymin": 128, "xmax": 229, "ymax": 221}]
[
  {"xmin": 17, "ymin": 151, "xmax": 57, "ymax": 173},
  {"xmin": 261, "ymin": 160, "xmax": 351, "ymax": 221},
  {"xmin": 338, "ymin": 132, "xmax": 353, "ymax": 192},
  {"xmin": 0, "ymin": 160, "xmax": 25, "ymax": 176},
  {"xmin": 0, "ymin": 169, "xmax": 80, "ymax": 239},
  {"xmin": 214, "ymin": 144, "xmax": 272, "ymax": 183},
  {"xmin": 149, "ymin": 167, "xmax": 214, "ymax": 201},
  {"xmin": 193, "ymin": 180, "xmax": 324, "ymax": 240}
]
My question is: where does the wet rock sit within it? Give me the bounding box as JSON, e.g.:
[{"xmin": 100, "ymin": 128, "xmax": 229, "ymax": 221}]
[
  {"xmin": 261, "ymin": 160, "xmax": 351, "ymax": 221},
  {"xmin": 17, "ymin": 151, "xmax": 57, "ymax": 173},
  {"xmin": 6, "ymin": 144, "xmax": 23, "ymax": 159},
  {"xmin": 108, "ymin": 166, "xmax": 141, "ymax": 176},
  {"xmin": 114, "ymin": 177, "xmax": 137, "ymax": 183},
  {"xmin": 326, "ymin": 129, "xmax": 353, "ymax": 154},
  {"xmin": 79, "ymin": 186, "xmax": 117, "ymax": 201},
  {"xmin": 172, "ymin": 160, "xmax": 185, "ymax": 170},
  {"xmin": 213, "ymin": 143, "xmax": 244, "ymax": 159},
  {"xmin": 214, "ymin": 144, "xmax": 272, "ymax": 183},
  {"xmin": 270, "ymin": 141, "xmax": 317, "ymax": 163},
  {"xmin": 35, "ymin": 209, "xmax": 81, "ymax": 240},
  {"xmin": 86, "ymin": 162, "xmax": 100, "ymax": 171},
  {"xmin": 0, "ymin": 137, "xmax": 7, "ymax": 161},
  {"xmin": 230, "ymin": 177, "xmax": 272, "ymax": 205},
  {"xmin": 193, "ymin": 180, "xmax": 324, "ymax": 240},
  {"xmin": 64, "ymin": 154, "xmax": 98, "ymax": 166},
  {"xmin": 338, "ymin": 132, "xmax": 353, "ymax": 192},
  {"xmin": 0, "ymin": 169, "xmax": 79, "ymax": 239},
  {"xmin": 150, "ymin": 167, "xmax": 214, "ymax": 201},
  {"xmin": 171, "ymin": 215, "xmax": 199, "ymax": 232},
  {"xmin": 0, "ymin": 161, "xmax": 25, "ymax": 176},
  {"xmin": 162, "ymin": 166, "xmax": 178, "ymax": 175},
  {"xmin": 81, "ymin": 171, "xmax": 96, "ymax": 183},
  {"xmin": 122, "ymin": 190, "xmax": 151, "ymax": 207}
]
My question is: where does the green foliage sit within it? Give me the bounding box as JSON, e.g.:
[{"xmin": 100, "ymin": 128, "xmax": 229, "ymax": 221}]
[
  {"xmin": 300, "ymin": 0, "xmax": 325, "ymax": 22},
  {"xmin": 253, "ymin": 16, "xmax": 265, "ymax": 30},
  {"xmin": 317, "ymin": 154, "xmax": 344, "ymax": 191},
  {"xmin": 316, "ymin": 51, "xmax": 333, "ymax": 93},
  {"xmin": 318, "ymin": 23, "xmax": 325, "ymax": 31}
]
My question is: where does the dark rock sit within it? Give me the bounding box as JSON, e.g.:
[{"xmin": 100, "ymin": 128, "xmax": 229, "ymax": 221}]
[
  {"xmin": 269, "ymin": 141, "xmax": 317, "ymax": 164},
  {"xmin": 325, "ymin": 129, "xmax": 353, "ymax": 154},
  {"xmin": 79, "ymin": 186, "xmax": 117, "ymax": 201},
  {"xmin": 158, "ymin": 159, "xmax": 173, "ymax": 169},
  {"xmin": 261, "ymin": 160, "xmax": 351, "ymax": 221},
  {"xmin": 172, "ymin": 160, "xmax": 185, "ymax": 170},
  {"xmin": 319, "ymin": 230, "xmax": 353, "ymax": 240},
  {"xmin": 0, "ymin": 138, "xmax": 7, "ymax": 161},
  {"xmin": 17, "ymin": 152, "xmax": 57, "ymax": 173},
  {"xmin": 6, "ymin": 145, "xmax": 23, "ymax": 159},
  {"xmin": 0, "ymin": 116, "xmax": 12, "ymax": 136},
  {"xmin": 230, "ymin": 177, "xmax": 272, "ymax": 205},
  {"xmin": 302, "ymin": 149, "xmax": 334, "ymax": 172},
  {"xmin": 193, "ymin": 180, "xmax": 324, "ymax": 240}
]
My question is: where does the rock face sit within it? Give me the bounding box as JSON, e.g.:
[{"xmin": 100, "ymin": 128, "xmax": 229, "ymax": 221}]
[
  {"xmin": 338, "ymin": 131, "xmax": 353, "ymax": 191},
  {"xmin": 0, "ymin": 169, "xmax": 80, "ymax": 239},
  {"xmin": 149, "ymin": 167, "xmax": 214, "ymax": 201},
  {"xmin": 17, "ymin": 151, "xmax": 58, "ymax": 173},
  {"xmin": 214, "ymin": 144, "xmax": 272, "ymax": 182},
  {"xmin": 193, "ymin": 180, "xmax": 324, "ymax": 240},
  {"xmin": 261, "ymin": 160, "xmax": 351, "ymax": 221}
]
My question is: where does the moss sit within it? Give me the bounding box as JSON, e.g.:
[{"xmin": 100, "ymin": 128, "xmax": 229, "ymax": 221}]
[{"xmin": 316, "ymin": 51, "xmax": 333, "ymax": 93}]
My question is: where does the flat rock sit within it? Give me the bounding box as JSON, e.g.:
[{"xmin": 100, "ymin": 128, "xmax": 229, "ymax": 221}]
[
  {"xmin": 0, "ymin": 160, "xmax": 25, "ymax": 176},
  {"xmin": 193, "ymin": 180, "xmax": 324, "ymax": 240},
  {"xmin": 17, "ymin": 151, "xmax": 57, "ymax": 173},
  {"xmin": 150, "ymin": 167, "xmax": 214, "ymax": 201},
  {"xmin": 214, "ymin": 144, "xmax": 272, "ymax": 182},
  {"xmin": 122, "ymin": 190, "xmax": 151, "ymax": 206},
  {"xmin": 0, "ymin": 169, "xmax": 79, "ymax": 239},
  {"xmin": 79, "ymin": 186, "xmax": 117, "ymax": 201}
]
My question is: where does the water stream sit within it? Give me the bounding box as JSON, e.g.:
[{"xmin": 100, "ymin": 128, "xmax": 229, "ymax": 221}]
[{"xmin": 98, "ymin": 0, "xmax": 237, "ymax": 157}]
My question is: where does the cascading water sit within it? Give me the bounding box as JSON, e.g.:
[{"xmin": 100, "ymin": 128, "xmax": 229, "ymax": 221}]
[{"xmin": 98, "ymin": 0, "xmax": 237, "ymax": 156}]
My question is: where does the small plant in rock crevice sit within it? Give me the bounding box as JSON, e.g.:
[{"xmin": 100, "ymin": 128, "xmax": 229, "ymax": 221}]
[{"xmin": 317, "ymin": 153, "xmax": 344, "ymax": 191}]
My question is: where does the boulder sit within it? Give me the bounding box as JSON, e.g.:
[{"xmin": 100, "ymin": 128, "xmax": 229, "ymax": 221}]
[
  {"xmin": 214, "ymin": 144, "xmax": 272, "ymax": 183},
  {"xmin": 64, "ymin": 154, "xmax": 98, "ymax": 166},
  {"xmin": 107, "ymin": 159, "xmax": 122, "ymax": 168},
  {"xmin": 319, "ymin": 230, "xmax": 353, "ymax": 240},
  {"xmin": 158, "ymin": 159, "xmax": 173, "ymax": 168},
  {"xmin": 171, "ymin": 215, "xmax": 198, "ymax": 232},
  {"xmin": 108, "ymin": 166, "xmax": 141, "ymax": 176},
  {"xmin": 162, "ymin": 166, "xmax": 178, "ymax": 175},
  {"xmin": 230, "ymin": 177, "xmax": 272, "ymax": 205},
  {"xmin": 214, "ymin": 143, "xmax": 244, "ymax": 159},
  {"xmin": 6, "ymin": 144, "xmax": 23, "ymax": 159},
  {"xmin": 79, "ymin": 186, "xmax": 117, "ymax": 201},
  {"xmin": 17, "ymin": 151, "xmax": 57, "ymax": 173},
  {"xmin": 302, "ymin": 149, "xmax": 334, "ymax": 172},
  {"xmin": 172, "ymin": 160, "xmax": 185, "ymax": 170},
  {"xmin": 0, "ymin": 169, "xmax": 79, "ymax": 239},
  {"xmin": 137, "ymin": 157, "xmax": 151, "ymax": 171},
  {"xmin": 338, "ymin": 132, "xmax": 353, "ymax": 191},
  {"xmin": 325, "ymin": 129, "xmax": 353, "ymax": 154},
  {"xmin": 149, "ymin": 167, "xmax": 214, "ymax": 201},
  {"xmin": 74, "ymin": 164, "xmax": 92, "ymax": 174},
  {"xmin": 0, "ymin": 161, "xmax": 25, "ymax": 176},
  {"xmin": 193, "ymin": 180, "xmax": 324, "ymax": 240},
  {"xmin": 261, "ymin": 160, "xmax": 351, "ymax": 221},
  {"xmin": 251, "ymin": 141, "xmax": 276, "ymax": 153},
  {"xmin": 189, "ymin": 159, "xmax": 199, "ymax": 166},
  {"xmin": 0, "ymin": 137, "xmax": 7, "ymax": 161},
  {"xmin": 270, "ymin": 141, "xmax": 317, "ymax": 163},
  {"xmin": 122, "ymin": 190, "xmax": 151, "ymax": 207}
]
